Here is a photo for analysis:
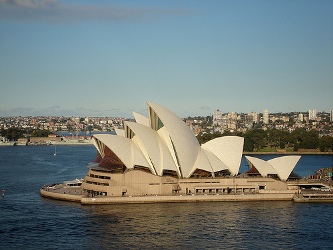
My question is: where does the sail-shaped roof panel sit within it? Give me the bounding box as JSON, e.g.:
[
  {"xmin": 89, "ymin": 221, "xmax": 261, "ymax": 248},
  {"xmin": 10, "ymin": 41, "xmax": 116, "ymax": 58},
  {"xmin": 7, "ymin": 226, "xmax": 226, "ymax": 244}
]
[
  {"xmin": 202, "ymin": 136, "xmax": 244, "ymax": 175},
  {"xmin": 202, "ymin": 148, "xmax": 228, "ymax": 172},
  {"xmin": 124, "ymin": 121, "xmax": 177, "ymax": 176},
  {"xmin": 114, "ymin": 128, "xmax": 125, "ymax": 137},
  {"xmin": 147, "ymin": 102, "xmax": 200, "ymax": 178},
  {"xmin": 191, "ymin": 148, "xmax": 215, "ymax": 177},
  {"xmin": 132, "ymin": 112, "xmax": 149, "ymax": 127},
  {"xmin": 268, "ymin": 156, "xmax": 301, "ymax": 181},
  {"xmin": 245, "ymin": 156, "xmax": 277, "ymax": 177},
  {"xmin": 93, "ymin": 134, "xmax": 149, "ymax": 170}
]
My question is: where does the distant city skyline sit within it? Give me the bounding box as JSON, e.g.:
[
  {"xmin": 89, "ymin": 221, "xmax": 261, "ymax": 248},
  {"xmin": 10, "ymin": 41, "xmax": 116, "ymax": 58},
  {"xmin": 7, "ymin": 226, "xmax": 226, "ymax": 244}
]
[
  {"xmin": 0, "ymin": 107, "xmax": 332, "ymax": 119},
  {"xmin": 1, "ymin": 0, "xmax": 332, "ymax": 118}
]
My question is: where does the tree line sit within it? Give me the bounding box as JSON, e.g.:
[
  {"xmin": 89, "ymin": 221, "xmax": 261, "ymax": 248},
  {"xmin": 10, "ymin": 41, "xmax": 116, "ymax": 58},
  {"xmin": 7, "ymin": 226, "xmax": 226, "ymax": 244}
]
[
  {"xmin": 1, "ymin": 128, "xmax": 50, "ymax": 141},
  {"xmin": 2, "ymin": 127, "xmax": 333, "ymax": 152},
  {"xmin": 197, "ymin": 128, "xmax": 333, "ymax": 152}
]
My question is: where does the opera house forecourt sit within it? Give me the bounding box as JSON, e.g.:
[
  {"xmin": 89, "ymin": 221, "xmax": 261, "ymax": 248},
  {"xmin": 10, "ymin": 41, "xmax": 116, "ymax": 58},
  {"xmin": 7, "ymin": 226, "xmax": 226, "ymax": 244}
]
[{"xmin": 41, "ymin": 102, "xmax": 308, "ymax": 204}]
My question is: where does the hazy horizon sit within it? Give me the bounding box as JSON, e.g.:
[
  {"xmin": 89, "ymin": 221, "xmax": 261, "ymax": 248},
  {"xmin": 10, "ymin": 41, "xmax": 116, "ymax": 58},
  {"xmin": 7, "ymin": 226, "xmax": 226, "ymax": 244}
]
[{"xmin": 0, "ymin": 107, "xmax": 331, "ymax": 119}]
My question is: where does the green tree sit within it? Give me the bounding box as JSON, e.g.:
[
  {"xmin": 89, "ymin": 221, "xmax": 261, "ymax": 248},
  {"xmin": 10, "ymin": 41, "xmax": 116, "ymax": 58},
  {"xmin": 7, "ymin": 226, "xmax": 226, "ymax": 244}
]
[
  {"xmin": 244, "ymin": 129, "xmax": 267, "ymax": 151},
  {"xmin": 243, "ymin": 135, "xmax": 254, "ymax": 152},
  {"xmin": 197, "ymin": 131, "xmax": 222, "ymax": 144},
  {"xmin": 4, "ymin": 128, "xmax": 24, "ymax": 141},
  {"xmin": 299, "ymin": 129, "xmax": 319, "ymax": 149},
  {"xmin": 31, "ymin": 129, "xmax": 50, "ymax": 137},
  {"xmin": 319, "ymin": 136, "xmax": 333, "ymax": 152}
]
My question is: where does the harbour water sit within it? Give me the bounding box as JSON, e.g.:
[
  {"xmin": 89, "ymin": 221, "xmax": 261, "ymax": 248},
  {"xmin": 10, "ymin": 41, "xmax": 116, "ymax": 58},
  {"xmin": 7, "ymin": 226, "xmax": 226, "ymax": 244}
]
[{"xmin": 0, "ymin": 145, "xmax": 332, "ymax": 249}]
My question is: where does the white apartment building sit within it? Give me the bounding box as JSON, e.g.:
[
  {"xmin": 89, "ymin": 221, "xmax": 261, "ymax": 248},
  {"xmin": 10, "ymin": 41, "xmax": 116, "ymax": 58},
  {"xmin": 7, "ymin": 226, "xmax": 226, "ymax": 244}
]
[
  {"xmin": 263, "ymin": 110, "xmax": 269, "ymax": 124},
  {"xmin": 249, "ymin": 112, "xmax": 259, "ymax": 123},
  {"xmin": 213, "ymin": 109, "xmax": 222, "ymax": 126},
  {"xmin": 227, "ymin": 112, "xmax": 237, "ymax": 131},
  {"xmin": 308, "ymin": 109, "xmax": 317, "ymax": 120}
]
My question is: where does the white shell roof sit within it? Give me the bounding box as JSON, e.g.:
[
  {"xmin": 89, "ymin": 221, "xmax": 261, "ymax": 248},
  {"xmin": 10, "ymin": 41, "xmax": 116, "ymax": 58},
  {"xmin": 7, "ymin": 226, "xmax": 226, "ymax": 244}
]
[
  {"xmin": 147, "ymin": 102, "xmax": 201, "ymax": 178},
  {"xmin": 157, "ymin": 126, "xmax": 182, "ymax": 176},
  {"xmin": 268, "ymin": 155, "xmax": 301, "ymax": 181},
  {"xmin": 202, "ymin": 148, "xmax": 229, "ymax": 172},
  {"xmin": 245, "ymin": 155, "xmax": 301, "ymax": 181},
  {"xmin": 192, "ymin": 148, "xmax": 215, "ymax": 176},
  {"xmin": 114, "ymin": 128, "xmax": 125, "ymax": 137},
  {"xmin": 132, "ymin": 112, "xmax": 149, "ymax": 127},
  {"xmin": 245, "ymin": 156, "xmax": 277, "ymax": 177},
  {"xmin": 93, "ymin": 134, "xmax": 149, "ymax": 169},
  {"xmin": 202, "ymin": 136, "xmax": 244, "ymax": 175},
  {"xmin": 124, "ymin": 121, "xmax": 177, "ymax": 176}
]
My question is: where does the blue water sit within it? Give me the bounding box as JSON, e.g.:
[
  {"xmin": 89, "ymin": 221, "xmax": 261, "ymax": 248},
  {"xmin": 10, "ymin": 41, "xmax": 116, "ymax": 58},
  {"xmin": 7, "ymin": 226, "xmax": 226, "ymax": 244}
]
[{"xmin": 0, "ymin": 145, "xmax": 332, "ymax": 249}]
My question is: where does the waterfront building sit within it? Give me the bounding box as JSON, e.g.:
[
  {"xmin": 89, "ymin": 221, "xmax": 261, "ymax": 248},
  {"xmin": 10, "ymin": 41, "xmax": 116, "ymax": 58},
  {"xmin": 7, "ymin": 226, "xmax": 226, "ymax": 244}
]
[
  {"xmin": 72, "ymin": 102, "xmax": 302, "ymax": 200},
  {"xmin": 91, "ymin": 102, "xmax": 244, "ymax": 179}
]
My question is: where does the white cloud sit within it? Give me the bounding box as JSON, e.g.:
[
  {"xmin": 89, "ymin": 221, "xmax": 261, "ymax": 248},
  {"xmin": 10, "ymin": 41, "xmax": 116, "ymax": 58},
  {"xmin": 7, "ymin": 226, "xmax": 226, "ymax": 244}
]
[
  {"xmin": 199, "ymin": 106, "xmax": 211, "ymax": 111},
  {"xmin": 0, "ymin": 0, "xmax": 190, "ymax": 22},
  {"xmin": 1, "ymin": 0, "xmax": 57, "ymax": 8}
]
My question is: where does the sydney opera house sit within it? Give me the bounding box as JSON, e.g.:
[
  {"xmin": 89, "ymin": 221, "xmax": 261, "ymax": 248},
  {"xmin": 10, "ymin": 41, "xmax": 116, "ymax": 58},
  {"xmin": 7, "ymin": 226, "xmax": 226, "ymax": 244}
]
[
  {"xmin": 40, "ymin": 102, "xmax": 306, "ymax": 203},
  {"xmin": 62, "ymin": 102, "xmax": 301, "ymax": 202}
]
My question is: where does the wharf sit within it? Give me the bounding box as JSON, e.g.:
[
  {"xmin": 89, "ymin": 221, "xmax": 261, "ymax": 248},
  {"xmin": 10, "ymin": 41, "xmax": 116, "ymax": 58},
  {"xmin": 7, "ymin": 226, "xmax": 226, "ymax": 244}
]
[
  {"xmin": 80, "ymin": 193, "xmax": 295, "ymax": 205},
  {"xmin": 40, "ymin": 185, "xmax": 295, "ymax": 204},
  {"xmin": 40, "ymin": 184, "xmax": 82, "ymax": 202},
  {"xmin": 293, "ymin": 192, "xmax": 333, "ymax": 203}
]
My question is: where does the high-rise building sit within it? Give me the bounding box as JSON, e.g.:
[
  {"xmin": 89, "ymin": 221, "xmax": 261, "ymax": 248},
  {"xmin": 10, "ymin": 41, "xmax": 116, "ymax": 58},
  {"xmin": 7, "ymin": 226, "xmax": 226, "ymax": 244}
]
[
  {"xmin": 213, "ymin": 109, "xmax": 222, "ymax": 126},
  {"xmin": 308, "ymin": 109, "xmax": 317, "ymax": 120},
  {"xmin": 227, "ymin": 112, "xmax": 237, "ymax": 130},
  {"xmin": 245, "ymin": 114, "xmax": 254, "ymax": 129},
  {"xmin": 248, "ymin": 112, "xmax": 259, "ymax": 123},
  {"xmin": 330, "ymin": 110, "xmax": 333, "ymax": 122},
  {"xmin": 229, "ymin": 112, "xmax": 237, "ymax": 120},
  {"xmin": 263, "ymin": 110, "xmax": 269, "ymax": 124}
]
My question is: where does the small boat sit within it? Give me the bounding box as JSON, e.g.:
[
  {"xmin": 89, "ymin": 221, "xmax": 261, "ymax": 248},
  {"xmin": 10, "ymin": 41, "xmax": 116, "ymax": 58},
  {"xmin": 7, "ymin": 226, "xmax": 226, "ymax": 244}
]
[{"xmin": 54, "ymin": 146, "xmax": 57, "ymax": 156}]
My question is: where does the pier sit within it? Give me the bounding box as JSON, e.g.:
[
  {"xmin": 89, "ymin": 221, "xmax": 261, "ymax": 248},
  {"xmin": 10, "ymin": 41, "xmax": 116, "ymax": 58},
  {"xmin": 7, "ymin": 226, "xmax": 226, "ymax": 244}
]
[{"xmin": 40, "ymin": 184, "xmax": 296, "ymax": 204}]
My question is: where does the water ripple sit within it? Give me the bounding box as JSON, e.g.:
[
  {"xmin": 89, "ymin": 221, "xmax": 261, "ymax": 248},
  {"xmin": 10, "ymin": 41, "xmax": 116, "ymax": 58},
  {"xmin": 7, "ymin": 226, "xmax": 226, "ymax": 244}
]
[{"xmin": 0, "ymin": 146, "xmax": 332, "ymax": 249}]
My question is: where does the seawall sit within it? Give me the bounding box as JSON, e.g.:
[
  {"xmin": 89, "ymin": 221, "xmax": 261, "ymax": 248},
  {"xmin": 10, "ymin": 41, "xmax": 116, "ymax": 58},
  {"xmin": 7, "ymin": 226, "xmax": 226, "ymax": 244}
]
[
  {"xmin": 40, "ymin": 187, "xmax": 82, "ymax": 202},
  {"xmin": 80, "ymin": 193, "xmax": 295, "ymax": 204},
  {"xmin": 40, "ymin": 187, "xmax": 295, "ymax": 204}
]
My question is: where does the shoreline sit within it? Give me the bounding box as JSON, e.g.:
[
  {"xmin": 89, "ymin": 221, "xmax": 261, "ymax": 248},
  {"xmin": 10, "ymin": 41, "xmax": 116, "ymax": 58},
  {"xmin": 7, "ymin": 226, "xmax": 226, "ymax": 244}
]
[
  {"xmin": 40, "ymin": 187, "xmax": 296, "ymax": 204},
  {"xmin": 0, "ymin": 141, "xmax": 94, "ymax": 146},
  {"xmin": 1, "ymin": 142, "xmax": 332, "ymax": 154}
]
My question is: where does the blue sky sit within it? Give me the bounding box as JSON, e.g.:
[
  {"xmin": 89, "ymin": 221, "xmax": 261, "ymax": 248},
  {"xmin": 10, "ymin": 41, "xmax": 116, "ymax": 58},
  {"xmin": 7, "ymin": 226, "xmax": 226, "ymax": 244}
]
[{"xmin": 0, "ymin": 0, "xmax": 332, "ymax": 118}]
